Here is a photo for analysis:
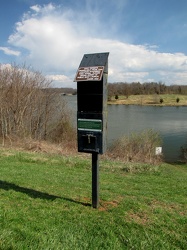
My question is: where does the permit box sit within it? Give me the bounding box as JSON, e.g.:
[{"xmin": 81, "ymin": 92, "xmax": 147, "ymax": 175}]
[{"xmin": 75, "ymin": 52, "xmax": 109, "ymax": 154}]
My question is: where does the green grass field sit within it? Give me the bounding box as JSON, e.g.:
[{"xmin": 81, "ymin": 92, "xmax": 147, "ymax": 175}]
[
  {"xmin": 108, "ymin": 94, "xmax": 187, "ymax": 106},
  {"xmin": 0, "ymin": 150, "xmax": 187, "ymax": 249}
]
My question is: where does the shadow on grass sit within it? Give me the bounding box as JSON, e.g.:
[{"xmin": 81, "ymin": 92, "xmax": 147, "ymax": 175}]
[{"xmin": 0, "ymin": 180, "xmax": 91, "ymax": 207}]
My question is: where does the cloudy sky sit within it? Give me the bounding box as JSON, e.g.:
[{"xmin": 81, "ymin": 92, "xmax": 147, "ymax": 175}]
[{"xmin": 0, "ymin": 0, "xmax": 187, "ymax": 87}]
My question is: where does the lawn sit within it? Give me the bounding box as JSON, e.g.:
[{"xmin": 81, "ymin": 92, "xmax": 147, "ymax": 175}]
[{"xmin": 0, "ymin": 150, "xmax": 187, "ymax": 249}]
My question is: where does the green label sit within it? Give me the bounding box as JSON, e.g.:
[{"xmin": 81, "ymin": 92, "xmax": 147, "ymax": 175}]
[{"xmin": 78, "ymin": 119, "xmax": 102, "ymax": 131}]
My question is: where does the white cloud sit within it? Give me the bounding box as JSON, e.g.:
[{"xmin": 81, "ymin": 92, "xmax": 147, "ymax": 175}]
[
  {"xmin": 0, "ymin": 46, "xmax": 20, "ymax": 56},
  {"xmin": 7, "ymin": 3, "xmax": 187, "ymax": 86},
  {"xmin": 30, "ymin": 4, "xmax": 56, "ymax": 13},
  {"xmin": 46, "ymin": 74, "xmax": 71, "ymax": 82},
  {"xmin": 46, "ymin": 74, "xmax": 74, "ymax": 87}
]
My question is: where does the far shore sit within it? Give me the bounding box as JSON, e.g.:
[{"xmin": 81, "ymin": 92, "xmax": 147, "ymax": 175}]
[{"xmin": 108, "ymin": 94, "xmax": 187, "ymax": 106}]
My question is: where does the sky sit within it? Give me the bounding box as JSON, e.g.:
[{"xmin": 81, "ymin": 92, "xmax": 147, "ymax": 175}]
[{"xmin": 0, "ymin": 0, "xmax": 187, "ymax": 88}]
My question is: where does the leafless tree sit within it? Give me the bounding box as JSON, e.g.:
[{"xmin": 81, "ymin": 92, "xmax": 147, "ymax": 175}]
[{"xmin": 0, "ymin": 64, "xmax": 75, "ymax": 146}]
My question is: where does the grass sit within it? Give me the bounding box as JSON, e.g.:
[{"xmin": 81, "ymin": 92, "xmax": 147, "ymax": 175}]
[
  {"xmin": 108, "ymin": 94, "xmax": 187, "ymax": 106},
  {"xmin": 109, "ymin": 129, "xmax": 162, "ymax": 164},
  {"xmin": 0, "ymin": 149, "xmax": 187, "ymax": 249}
]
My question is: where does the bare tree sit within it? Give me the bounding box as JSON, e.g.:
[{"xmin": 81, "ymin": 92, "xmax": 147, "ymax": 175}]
[{"xmin": 0, "ymin": 64, "xmax": 74, "ymax": 146}]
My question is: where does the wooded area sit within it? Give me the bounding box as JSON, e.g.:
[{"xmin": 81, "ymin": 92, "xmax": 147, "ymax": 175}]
[
  {"xmin": 108, "ymin": 82, "xmax": 187, "ymax": 99},
  {"xmin": 55, "ymin": 82, "xmax": 187, "ymax": 98}
]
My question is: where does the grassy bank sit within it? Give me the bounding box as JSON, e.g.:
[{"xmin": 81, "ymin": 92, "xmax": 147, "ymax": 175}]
[
  {"xmin": 108, "ymin": 94, "xmax": 187, "ymax": 106},
  {"xmin": 0, "ymin": 150, "xmax": 187, "ymax": 249}
]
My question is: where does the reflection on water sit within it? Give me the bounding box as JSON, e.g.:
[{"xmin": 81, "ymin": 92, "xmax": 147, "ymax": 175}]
[{"xmin": 64, "ymin": 95, "xmax": 187, "ymax": 162}]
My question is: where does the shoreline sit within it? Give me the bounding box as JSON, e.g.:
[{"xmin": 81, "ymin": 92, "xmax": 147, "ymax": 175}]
[
  {"xmin": 107, "ymin": 94, "xmax": 187, "ymax": 107},
  {"xmin": 108, "ymin": 102, "xmax": 187, "ymax": 107}
]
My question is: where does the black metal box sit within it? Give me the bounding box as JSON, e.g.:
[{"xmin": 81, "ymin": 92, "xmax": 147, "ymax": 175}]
[{"xmin": 75, "ymin": 52, "xmax": 109, "ymax": 154}]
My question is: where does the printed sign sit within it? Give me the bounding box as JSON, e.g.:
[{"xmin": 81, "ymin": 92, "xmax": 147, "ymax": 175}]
[
  {"xmin": 75, "ymin": 66, "xmax": 104, "ymax": 81},
  {"xmin": 155, "ymin": 147, "xmax": 162, "ymax": 155},
  {"xmin": 78, "ymin": 119, "xmax": 102, "ymax": 132}
]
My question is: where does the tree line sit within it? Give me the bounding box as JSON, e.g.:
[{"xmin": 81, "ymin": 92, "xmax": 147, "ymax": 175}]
[{"xmin": 108, "ymin": 82, "xmax": 187, "ymax": 99}]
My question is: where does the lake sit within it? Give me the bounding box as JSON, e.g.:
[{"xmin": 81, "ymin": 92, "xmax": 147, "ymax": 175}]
[{"xmin": 65, "ymin": 95, "xmax": 187, "ymax": 162}]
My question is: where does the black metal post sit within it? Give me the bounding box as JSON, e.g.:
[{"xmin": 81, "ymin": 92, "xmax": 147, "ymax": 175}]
[{"xmin": 92, "ymin": 152, "xmax": 99, "ymax": 208}]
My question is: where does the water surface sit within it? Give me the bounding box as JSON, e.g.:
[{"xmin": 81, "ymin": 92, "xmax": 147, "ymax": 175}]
[{"xmin": 65, "ymin": 95, "xmax": 187, "ymax": 162}]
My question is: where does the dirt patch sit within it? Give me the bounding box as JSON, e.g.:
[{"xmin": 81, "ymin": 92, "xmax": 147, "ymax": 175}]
[
  {"xmin": 99, "ymin": 198, "xmax": 123, "ymax": 211},
  {"xmin": 126, "ymin": 211, "xmax": 151, "ymax": 225},
  {"xmin": 149, "ymin": 199, "xmax": 186, "ymax": 215}
]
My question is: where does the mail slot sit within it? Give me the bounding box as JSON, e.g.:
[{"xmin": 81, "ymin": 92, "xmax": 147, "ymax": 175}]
[
  {"xmin": 75, "ymin": 52, "xmax": 109, "ymax": 154},
  {"xmin": 78, "ymin": 133, "xmax": 98, "ymax": 152}
]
